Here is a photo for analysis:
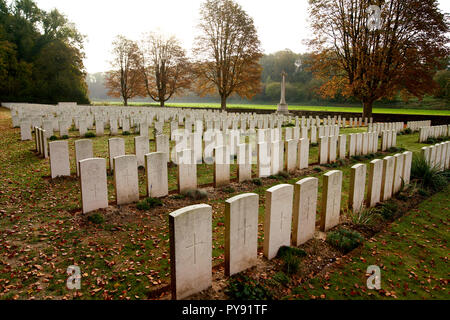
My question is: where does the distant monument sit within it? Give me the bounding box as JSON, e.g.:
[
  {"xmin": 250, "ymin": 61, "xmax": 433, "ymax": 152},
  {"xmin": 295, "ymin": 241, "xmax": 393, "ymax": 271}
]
[{"xmin": 277, "ymin": 71, "xmax": 289, "ymax": 114}]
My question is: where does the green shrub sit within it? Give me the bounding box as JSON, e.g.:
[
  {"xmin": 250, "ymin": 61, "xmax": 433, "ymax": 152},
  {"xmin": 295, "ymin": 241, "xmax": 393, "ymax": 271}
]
[
  {"xmin": 313, "ymin": 167, "xmax": 322, "ymax": 172},
  {"xmin": 326, "ymin": 228, "xmax": 364, "ymax": 253},
  {"xmin": 403, "ymin": 128, "xmax": 412, "ymax": 135},
  {"xmin": 61, "ymin": 135, "xmax": 69, "ymax": 140},
  {"xmin": 282, "ymin": 123, "xmax": 295, "ymax": 127},
  {"xmin": 272, "ymin": 272, "xmax": 290, "ymax": 286},
  {"xmin": 49, "ymin": 135, "xmax": 58, "ymax": 141},
  {"xmin": 225, "ymin": 275, "xmax": 273, "ymax": 300},
  {"xmin": 122, "ymin": 131, "xmax": 131, "ymax": 136},
  {"xmin": 411, "ymin": 154, "xmax": 447, "ymax": 191},
  {"xmin": 376, "ymin": 200, "xmax": 399, "ymax": 220},
  {"xmin": 136, "ymin": 197, "xmax": 163, "ymax": 210},
  {"xmin": 277, "ymin": 171, "xmax": 290, "ymax": 179},
  {"xmin": 351, "ymin": 155, "xmax": 363, "ymax": 161},
  {"xmin": 252, "ymin": 178, "xmax": 262, "ymax": 186},
  {"xmin": 185, "ymin": 189, "xmax": 208, "ymax": 200},
  {"xmin": 84, "ymin": 132, "xmax": 96, "ymax": 138},
  {"xmin": 87, "ymin": 213, "xmax": 104, "ymax": 224},
  {"xmin": 348, "ymin": 207, "xmax": 377, "ymax": 226},
  {"xmin": 171, "ymin": 194, "xmax": 186, "ymax": 200},
  {"xmin": 277, "ymin": 246, "xmax": 306, "ymax": 275},
  {"xmin": 418, "ymin": 188, "xmax": 430, "ymax": 197},
  {"xmin": 221, "ymin": 186, "xmax": 235, "ymax": 194}
]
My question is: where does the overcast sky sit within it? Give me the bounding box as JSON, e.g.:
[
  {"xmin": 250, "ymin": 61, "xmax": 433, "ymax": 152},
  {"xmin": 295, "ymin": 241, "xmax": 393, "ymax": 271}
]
[{"xmin": 32, "ymin": 0, "xmax": 450, "ymax": 74}]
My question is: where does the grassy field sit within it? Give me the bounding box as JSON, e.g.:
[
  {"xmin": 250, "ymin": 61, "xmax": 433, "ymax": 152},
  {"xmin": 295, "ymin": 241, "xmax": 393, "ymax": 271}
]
[
  {"xmin": 285, "ymin": 184, "xmax": 450, "ymax": 300},
  {"xmin": 91, "ymin": 101, "xmax": 450, "ymax": 116},
  {"xmin": 0, "ymin": 106, "xmax": 447, "ymax": 300}
]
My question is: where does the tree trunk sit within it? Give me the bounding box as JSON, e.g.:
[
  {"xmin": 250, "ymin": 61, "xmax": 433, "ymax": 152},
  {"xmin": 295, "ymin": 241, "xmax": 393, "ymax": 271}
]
[
  {"xmin": 220, "ymin": 95, "xmax": 227, "ymax": 111},
  {"xmin": 362, "ymin": 100, "xmax": 373, "ymax": 119},
  {"xmin": 123, "ymin": 97, "xmax": 128, "ymax": 106},
  {"xmin": 160, "ymin": 100, "xmax": 165, "ymax": 107}
]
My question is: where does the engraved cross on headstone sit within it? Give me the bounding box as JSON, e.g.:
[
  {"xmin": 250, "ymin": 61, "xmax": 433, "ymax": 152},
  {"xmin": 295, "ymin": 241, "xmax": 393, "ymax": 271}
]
[{"xmin": 185, "ymin": 233, "xmax": 205, "ymax": 265}]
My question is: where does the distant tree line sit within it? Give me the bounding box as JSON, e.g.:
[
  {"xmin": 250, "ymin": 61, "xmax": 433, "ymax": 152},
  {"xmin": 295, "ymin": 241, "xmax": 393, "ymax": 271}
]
[{"xmin": 0, "ymin": 0, "xmax": 89, "ymax": 104}]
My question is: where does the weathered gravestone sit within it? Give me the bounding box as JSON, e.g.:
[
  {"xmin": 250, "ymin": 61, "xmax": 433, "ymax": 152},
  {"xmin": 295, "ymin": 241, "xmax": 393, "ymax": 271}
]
[
  {"xmin": 392, "ymin": 153, "xmax": 404, "ymax": 194},
  {"xmin": 49, "ymin": 141, "xmax": 70, "ymax": 179},
  {"xmin": 114, "ymin": 155, "xmax": 139, "ymax": 205},
  {"xmin": 75, "ymin": 139, "xmax": 93, "ymax": 177},
  {"xmin": 108, "ymin": 138, "xmax": 125, "ymax": 171},
  {"xmin": 381, "ymin": 156, "xmax": 395, "ymax": 201},
  {"xmin": 177, "ymin": 149, "xmax": 197, "ymax": 194},
  {"xmin": 134, "ymin": 136, "xmax": 149, "ymax": 168},
  {"xmin": 264, "ymin": 184, "xmax": 294, "ymax": 260},
  {"xmin": 402, "ymin": 151, "xmax": 413, "ymax": 185},
  {"xmin": 349, "ymin": 163, "xmax": 367, "ymax": 213},
  {"xmin": 79, "ymin": 158, "xmax": 108, "ymax": 214},
  {"xmin": 367, "ymin": 159, "xmax": 383, "ymax": 208},
  {"xmin": 237, "ymin": 144, "xmax": 252, "ymax": 182},
  {"xmin": 292, "ymin": 177, "xmax": 318, "ymax": 246},
  {"xmin": 145, "ymin": 152, "xmax": 168, "ymax": 198},
  {"xmin": 169, "ymin": 204, "xmax": 212, "ymax": 300},
  {"xmin": 321, "ymin": 170, "xmax": 342, "ymax": 231},
  {"xmin": 214, "ymin": 145, "xmax": 230, "ymax": 188},
  {"xmin": 225, "ymin": 193, "xmax": 259, "ymax": 276}
]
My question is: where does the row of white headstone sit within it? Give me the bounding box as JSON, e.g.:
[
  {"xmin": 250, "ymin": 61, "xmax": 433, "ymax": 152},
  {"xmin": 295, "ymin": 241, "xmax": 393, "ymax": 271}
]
[
  {"xmin": 407, "ymin": 120, "xmax": 431, "ymax": 132},
  {"xmin": 421, "ymin": 141, "xmax": 450, "ymax": 171},
  {"xmin": 368, "ymin": 122, "xmax": 404, "ymax": 134},
  {"xmin": 418, "ymin": 125, "xmax": 449, "ymax": 143},
  {"xmin": 168, "ymin": 151, "xmax": 413, "ymax": 299}
]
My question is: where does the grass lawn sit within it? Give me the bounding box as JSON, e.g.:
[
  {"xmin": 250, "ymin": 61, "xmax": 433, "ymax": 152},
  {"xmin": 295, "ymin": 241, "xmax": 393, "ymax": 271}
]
[
  {"xmin": 92, "ymin": 101, "xmax": 450, "ymax": 116},
  {"xmin": 0, "ymin": 106, "xmax": 445, "ymax": 300},
  {"xmin": 285, "ymin": 184, "xmax": 450, "ymax": 300}
]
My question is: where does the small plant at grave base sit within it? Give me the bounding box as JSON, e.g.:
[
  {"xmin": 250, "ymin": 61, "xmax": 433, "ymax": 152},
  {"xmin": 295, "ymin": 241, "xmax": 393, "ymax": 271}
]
[
  {"xmin": 276, "ymin": 246, "xmax": 306, "ymax": 275},
  {"xmin": 122, "ymin": 131, "xmax": 131, "ymax": 136},
  {"xmin": 84, "ymin": 132, "xmax": 96, "ymax": 138},
  {"xmin": 311, "ymin": 143, "xmax": 318, "ymax": 147},
  {"xmin": 313, "ymin": 167, "xmax": 322, "ymax": 172},
  {"xmin": 326, "ymin": 228, "xmax": 364, "ymax": 254},
  {"xmin": 282, "ymin": 123, "xmax": 295, "ymax": 127},
  {"xmin": 221, "ymin": 186, "xmax": 235, "ymax": 194},
  {"xmin": 87, "ymin": 213, "xmax": 104, "ymax": 225},
  {"xmin": 411, "ymin": 154, "xmax": 447, "ymax": 191},
  {"xmin": 171, "ymin": 193, "xmax": 186, "ymax": 200},
  {"xmin": 351, "ymin": 155, "xmax": 363, "ymax": 162},
  {"xmin": 374, "ymin": 152, "xmax": 383, "ymax": 157},
  {"xmin": 268, "ymin": 175, "xmax": 277, "ymax": 179},
  {"xmin": 61, "ymin": 135, "xmax": 69, "ymax": 140},
  {"xmin": 225, "ymin": 275, "xmax": 273, "ymax": 300},
  {"xmin": 418, "ymin": 188, "xmax": 430, "ymax": 197},
  {"xmin": 49, "ymin": 135, "xmax": 58, "ymax": 141},
  {"xmin": 272, "ymin": 272, "xmax": 290, "ymax": 286},
  {"xmin": 136, "ymin": 197, "xmax": 163, "ymax": 210},
  {"xmin": 347, "ymin": 206, "xmax": 377, "ymax": 226},
  {"xmin": 277, "ymin": 171, "xmax": 290, "ymax": 179},
  {"xmin": 375, "ymin": 200, "xmax": 399, "ymax": 220},
  {"xmin": 252, "ymin": 178, "xmax": 262, "ymax": 186},
  {"xmin": 185, "ymin": 189, "xmax": 208, "ymax": 200}
]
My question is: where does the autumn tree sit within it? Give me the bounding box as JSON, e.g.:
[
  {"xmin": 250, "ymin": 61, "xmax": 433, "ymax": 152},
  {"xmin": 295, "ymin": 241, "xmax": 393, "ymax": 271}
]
[
  {"xmin": 105, "ymin": 35, "xmax": 144, "ymax": 106},
  {"xmin": 139, "ymin": 32, "xmax": 192, "ymax": 107},
  {"xmin": 308, "ymin": 0, "xmax": 449, "ymax": 118},
  {"xmin": 194, "ymin": 0, "xmax": 263, "ymax": 110}
]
